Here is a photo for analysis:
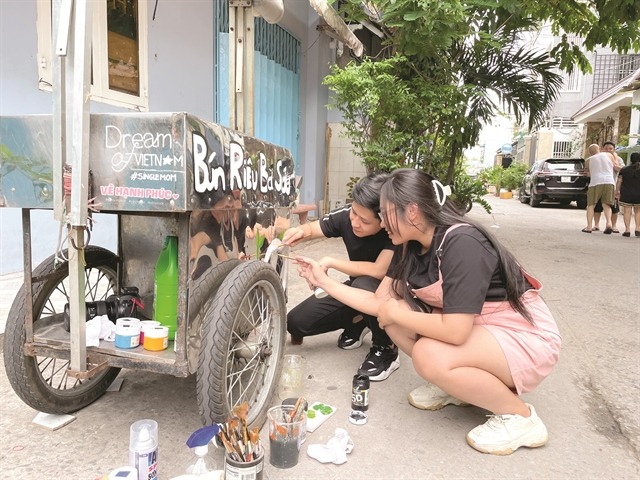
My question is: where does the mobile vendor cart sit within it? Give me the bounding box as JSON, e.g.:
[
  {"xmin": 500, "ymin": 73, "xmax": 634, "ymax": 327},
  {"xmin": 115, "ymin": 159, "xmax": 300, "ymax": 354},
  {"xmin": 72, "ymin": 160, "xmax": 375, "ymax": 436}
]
[{"xmin": 1, "ymin": 111, "xmax": 296, "ymax": 428}]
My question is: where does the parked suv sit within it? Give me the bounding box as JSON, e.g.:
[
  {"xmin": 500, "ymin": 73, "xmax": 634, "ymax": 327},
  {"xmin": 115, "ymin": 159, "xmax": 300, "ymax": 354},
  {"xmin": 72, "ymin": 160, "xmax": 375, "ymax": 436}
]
[{"xmin": 519, "ymin": 158, "xmax": 588, "ymax": 208}]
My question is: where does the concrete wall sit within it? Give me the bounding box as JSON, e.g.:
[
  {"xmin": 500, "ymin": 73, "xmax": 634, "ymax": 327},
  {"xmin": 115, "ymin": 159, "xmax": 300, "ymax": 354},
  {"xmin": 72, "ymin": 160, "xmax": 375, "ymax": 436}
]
[
  {"xmin": 535, "ymin": 130, "xmax": 555, "ymax": 159},
  {"xmin": 326, "ymin": 123, "xmax": 367, "ymax": 212}
]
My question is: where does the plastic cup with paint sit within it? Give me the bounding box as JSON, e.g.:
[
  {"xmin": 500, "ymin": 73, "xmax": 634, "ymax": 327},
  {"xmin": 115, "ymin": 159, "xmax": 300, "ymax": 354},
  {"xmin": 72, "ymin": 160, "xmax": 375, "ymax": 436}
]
[{"xmin": 268, "ymin": 405, "xmax": 305, "ymax": 469}]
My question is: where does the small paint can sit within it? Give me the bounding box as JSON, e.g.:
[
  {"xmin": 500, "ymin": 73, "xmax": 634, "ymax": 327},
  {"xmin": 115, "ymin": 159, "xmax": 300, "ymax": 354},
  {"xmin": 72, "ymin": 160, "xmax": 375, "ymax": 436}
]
[
  {"xmin": 139, "ymin": 320, "xmax": 161, "ymax": 344},
  {"xmin": 115, "ymin": 318, "xmax": 141, "ymax": 349},
  {"xmin": 143, "ymin": 326, "xmax": 169, "ymax": 351}
]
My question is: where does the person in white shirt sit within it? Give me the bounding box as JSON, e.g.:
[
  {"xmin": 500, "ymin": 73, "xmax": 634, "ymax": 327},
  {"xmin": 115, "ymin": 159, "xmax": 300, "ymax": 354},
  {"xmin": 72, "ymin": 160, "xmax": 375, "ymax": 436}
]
[
  {"xmin": 592, "ymin": 141, "xmax": 624, "ymax": 232},
  {"xmin": 583, "ymin": 144, "xmax": 619, "ymax": 233}
]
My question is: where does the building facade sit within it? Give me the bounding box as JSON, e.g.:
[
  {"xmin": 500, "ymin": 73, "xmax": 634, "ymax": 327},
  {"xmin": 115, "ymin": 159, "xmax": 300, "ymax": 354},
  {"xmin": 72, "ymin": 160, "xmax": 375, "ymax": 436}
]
[
  {"xmin": 0, "ymin": 0, "xmax": 370, "ymax": 273},
  {"xmin": 514, "ymin": 26, "xmax": 639, "ymax": 166}
]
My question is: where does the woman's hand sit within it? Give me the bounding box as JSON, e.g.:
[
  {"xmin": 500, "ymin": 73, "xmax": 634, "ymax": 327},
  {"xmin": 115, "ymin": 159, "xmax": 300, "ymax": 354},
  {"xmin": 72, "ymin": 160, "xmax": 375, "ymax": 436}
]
[
  {"xmin": 378, "ymin": 298, "xmax": 400, "ymax": 329},
  {"xmin": 293, "ymin": 256, "xmax": 328, "ymax": 289},
  {"xmin": 317, "ymin": 256, "xmax": 332, "ymax": 274}
]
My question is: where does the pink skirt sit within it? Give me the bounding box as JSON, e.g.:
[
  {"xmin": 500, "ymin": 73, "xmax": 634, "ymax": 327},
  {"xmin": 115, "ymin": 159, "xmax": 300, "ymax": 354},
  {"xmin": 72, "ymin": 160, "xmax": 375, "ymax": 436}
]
[{"xmin": 475, "ymin": 291, "xmax": 562, "ymax": 394}]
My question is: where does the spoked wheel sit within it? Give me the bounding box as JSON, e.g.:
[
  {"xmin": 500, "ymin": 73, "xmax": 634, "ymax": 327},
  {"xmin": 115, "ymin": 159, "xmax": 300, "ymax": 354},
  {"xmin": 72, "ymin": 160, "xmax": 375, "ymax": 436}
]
[
  {"xmin": 197, "ymin": 261, "xmax": 286, "ymax": 428},
  {"xmin": 519, "ymin": 187, "xmax": 530, "ymax": 204},
  {"xmin": 3, "ymin": 247, "xmax": 121, "ymax": 414}
]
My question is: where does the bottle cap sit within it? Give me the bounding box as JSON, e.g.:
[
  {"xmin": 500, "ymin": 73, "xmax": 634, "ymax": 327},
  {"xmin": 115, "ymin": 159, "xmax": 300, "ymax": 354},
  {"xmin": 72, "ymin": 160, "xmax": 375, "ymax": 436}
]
[{"xmin": 349, "ymin": 410, "xmax": 368, "ymax": 425}]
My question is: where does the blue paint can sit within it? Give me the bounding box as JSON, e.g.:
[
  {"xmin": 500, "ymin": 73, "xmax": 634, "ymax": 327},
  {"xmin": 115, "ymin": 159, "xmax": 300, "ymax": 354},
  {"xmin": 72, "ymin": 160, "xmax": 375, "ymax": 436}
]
[{"xmin": 115, "ymin": 318, "xmax": 141, "ymax": 349}]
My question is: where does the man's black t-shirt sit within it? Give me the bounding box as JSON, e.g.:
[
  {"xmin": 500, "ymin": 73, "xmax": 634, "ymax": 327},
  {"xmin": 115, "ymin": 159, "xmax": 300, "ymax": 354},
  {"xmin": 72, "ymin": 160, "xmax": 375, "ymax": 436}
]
[
  {"xmin": 319, "ymin": 206, "xmax": 393, "ymax": 266},
  {"xmin": 389, "ymin": 225, "xmax": 531, "ymax": 314}
]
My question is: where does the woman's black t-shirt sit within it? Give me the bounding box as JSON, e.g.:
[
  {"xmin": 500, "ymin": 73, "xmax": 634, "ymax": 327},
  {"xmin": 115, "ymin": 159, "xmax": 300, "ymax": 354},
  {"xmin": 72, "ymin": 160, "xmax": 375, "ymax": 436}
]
[
  {"xmin": 319, "ymin": 206, "xmax": 393, "ymax": 266},
  {"xmin": 389, "ymin": 224, "xmax": 530, "ymax": 314}
]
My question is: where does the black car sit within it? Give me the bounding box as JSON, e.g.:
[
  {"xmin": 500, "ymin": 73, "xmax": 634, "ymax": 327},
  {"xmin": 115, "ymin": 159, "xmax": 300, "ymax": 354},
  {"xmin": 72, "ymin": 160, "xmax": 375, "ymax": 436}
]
[{"xmin": 519, "ymin": 158, "xmax": 588, "ymax": 208}]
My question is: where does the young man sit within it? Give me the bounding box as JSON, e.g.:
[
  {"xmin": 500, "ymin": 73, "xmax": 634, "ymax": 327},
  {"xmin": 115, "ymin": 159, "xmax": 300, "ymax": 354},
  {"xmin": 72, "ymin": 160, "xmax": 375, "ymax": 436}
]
[{"xmin": 282, "ymin": 174, "xmax": 399, "ymax": 381}]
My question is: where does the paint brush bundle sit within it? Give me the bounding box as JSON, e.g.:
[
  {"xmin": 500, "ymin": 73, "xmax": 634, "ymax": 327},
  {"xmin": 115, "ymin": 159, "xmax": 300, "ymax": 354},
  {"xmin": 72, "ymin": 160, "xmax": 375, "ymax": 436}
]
[{"xmin": 217, "ymin": 402, "xmax": 262, "ymax": 463}]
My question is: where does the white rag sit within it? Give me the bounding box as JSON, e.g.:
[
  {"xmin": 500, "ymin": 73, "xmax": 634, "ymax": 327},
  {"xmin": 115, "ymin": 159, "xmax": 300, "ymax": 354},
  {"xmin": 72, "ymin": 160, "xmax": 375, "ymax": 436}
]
[
  {"xmin": 306, "ymin": 427, "xmax": 354, "ymax": 465},
  {"xmin": 85, "ymin": 315, "xmax": 116, "ymax": 346}
]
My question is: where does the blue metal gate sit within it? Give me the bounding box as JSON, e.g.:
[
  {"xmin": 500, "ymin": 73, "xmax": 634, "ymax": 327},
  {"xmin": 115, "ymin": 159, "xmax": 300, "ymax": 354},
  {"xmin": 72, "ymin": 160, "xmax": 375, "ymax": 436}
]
[{"xmin": 215, "ymin": 0, "xmax": 301, "ymax": 168}]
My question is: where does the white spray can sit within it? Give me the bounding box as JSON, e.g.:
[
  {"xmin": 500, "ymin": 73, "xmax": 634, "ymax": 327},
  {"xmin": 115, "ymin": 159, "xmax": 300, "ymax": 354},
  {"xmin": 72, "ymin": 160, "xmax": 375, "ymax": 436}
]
[{"xmin": 129, "ymin": 419, "xmax": 158, "ymax": 480}]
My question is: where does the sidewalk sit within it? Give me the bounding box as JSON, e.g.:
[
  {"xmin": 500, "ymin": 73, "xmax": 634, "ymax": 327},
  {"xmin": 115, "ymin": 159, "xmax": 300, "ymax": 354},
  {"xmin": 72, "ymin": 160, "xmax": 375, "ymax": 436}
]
[{"xmin": 1, "ymin": 197, "xmax": 638, "ymax": 479}]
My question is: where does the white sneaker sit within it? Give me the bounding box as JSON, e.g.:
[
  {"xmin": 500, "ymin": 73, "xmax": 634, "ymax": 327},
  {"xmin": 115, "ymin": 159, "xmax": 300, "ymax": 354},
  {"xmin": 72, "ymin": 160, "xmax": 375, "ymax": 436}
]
[
  {"xmin": 408, "ymin": 383, "xmax": 469, "ymax": 410},
  {"xmin": 466, "ymin": 403, "xmax": 548, "ymax": 455}
]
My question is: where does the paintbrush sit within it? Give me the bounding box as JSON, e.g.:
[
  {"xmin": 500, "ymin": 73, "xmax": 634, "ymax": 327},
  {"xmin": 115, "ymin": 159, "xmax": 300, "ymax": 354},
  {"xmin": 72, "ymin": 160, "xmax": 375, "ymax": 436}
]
[{"xmin": 276, "ymin": 253, "xmax": 299, "ymax": 260}]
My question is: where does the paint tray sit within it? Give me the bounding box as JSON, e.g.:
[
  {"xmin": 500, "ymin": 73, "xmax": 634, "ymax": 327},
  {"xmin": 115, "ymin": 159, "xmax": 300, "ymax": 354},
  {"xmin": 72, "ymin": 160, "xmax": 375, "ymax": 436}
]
[{"xmin": 306, "ymin": 402, "xmax": 336, "ymax": 433}]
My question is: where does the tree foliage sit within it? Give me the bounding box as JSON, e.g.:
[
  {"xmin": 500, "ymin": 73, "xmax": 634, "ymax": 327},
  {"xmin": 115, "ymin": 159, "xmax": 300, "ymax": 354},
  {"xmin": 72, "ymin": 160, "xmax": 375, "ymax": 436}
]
[{"xmin": 325, "ymin": 0, "xmax": 640, "ymax": 191}]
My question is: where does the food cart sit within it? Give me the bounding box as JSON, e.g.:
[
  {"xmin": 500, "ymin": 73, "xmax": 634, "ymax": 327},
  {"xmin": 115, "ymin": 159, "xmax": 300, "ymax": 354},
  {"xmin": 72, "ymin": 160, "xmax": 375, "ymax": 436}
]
[{"xmin": 1, "ymin": 111, "xmax": 296, "ymax": 428}]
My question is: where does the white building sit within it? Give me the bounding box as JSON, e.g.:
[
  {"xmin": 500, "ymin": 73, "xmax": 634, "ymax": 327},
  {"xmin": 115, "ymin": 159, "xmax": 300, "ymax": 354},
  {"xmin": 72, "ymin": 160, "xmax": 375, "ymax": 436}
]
[{"xmin": 513, "ymin": 26, "xmax": 639, "ymax": 165}]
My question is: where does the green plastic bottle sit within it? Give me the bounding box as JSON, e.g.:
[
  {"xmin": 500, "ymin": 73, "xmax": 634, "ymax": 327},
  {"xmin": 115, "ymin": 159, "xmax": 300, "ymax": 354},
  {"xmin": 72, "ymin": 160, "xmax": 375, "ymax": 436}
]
[{"xmin": 153, "ymin": 236, "xmax": 178, "ymax": 340}]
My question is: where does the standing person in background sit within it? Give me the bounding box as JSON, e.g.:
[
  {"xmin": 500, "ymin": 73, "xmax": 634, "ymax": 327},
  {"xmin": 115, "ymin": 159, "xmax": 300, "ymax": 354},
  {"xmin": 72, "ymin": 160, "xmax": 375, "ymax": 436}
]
[
  {"xmin": 583, "ymin": 144, "xmax": 618, "ymax": 233},
  {"xmin": 295, "ymin": 169, "xmax": 561, "ymax": 455},
  {"xmin": 616, "ymin": 152, "xmax": 640, "ymax": 237},
  {"xmin": 592, "ymin": 141, "xmax": 625, "ymax": 232},
  {"xmin": 282, "ymin": 174, "xmax": 400, "ymax": 381}
]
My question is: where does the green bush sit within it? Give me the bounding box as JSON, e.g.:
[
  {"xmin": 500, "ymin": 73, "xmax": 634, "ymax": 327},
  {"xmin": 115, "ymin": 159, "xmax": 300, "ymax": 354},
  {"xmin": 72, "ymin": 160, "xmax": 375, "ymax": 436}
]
[
  {"xmin": 478, "ymin": 165, "xmax": 505, "ymax": 190},
  {"xmin": 477, "ymin": 162, "xmax": 528, "ymax": 192},
  {"xmin": 501, "ymin": 162, "xmax": 528, "ymax": 191},
  {"xmin": 451, "ymin": 173, "xmax": 492, "ymax": 214}
]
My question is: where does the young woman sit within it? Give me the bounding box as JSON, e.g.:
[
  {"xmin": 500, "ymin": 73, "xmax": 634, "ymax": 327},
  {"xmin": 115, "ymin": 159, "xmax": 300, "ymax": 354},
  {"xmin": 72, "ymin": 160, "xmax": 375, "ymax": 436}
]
[
  {"xmin": 295, "ymin": 168, "xmax": 562, "ymax": 455},
  {"xmin": 282, "ymin": 174, "xmax": 399, "ymax": 381}
]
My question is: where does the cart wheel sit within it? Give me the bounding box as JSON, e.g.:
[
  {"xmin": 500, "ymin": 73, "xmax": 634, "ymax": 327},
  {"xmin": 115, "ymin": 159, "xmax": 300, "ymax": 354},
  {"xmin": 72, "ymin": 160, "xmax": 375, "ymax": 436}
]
[
  {"xmin": 186, "ymin": 259, "xmax": 241, "ymax": 372},
  {"xmin": 3, "ymin": 247, "xmax": 121, "ymax": 414},
  {"xmin": 197, "ymin": 260, "xmax": 286, "ymax": 428}
]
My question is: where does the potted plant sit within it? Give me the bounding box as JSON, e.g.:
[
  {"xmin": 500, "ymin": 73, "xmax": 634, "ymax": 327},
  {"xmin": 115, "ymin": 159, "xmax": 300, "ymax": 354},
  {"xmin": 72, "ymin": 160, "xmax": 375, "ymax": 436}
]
[
  {"xmin": 451, "ymin": 172, "xmax": 492, "ymax": 213},
  {"xmin": 478, "ymin": 165, "xmax": 505, "ymax": 195}
]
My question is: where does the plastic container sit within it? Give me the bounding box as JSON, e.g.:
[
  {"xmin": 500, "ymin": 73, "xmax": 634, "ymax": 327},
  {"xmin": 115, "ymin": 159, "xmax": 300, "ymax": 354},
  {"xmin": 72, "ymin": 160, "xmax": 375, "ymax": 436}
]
[
  {"xmin": 143, "ymin": 326, "xmax": 169, "ymax": 351},
  {"xmin": 267, "ymin": 405, "xmax": 305, "ymax": 469},
  {"xmin": 282, "ymin": 397, "xmax": 307, "ymax": 443},
  {"xmin": 129, "ymin": 419, "xmax": 158, "ymax": 480},
  {"xmin": 115, "ymin": 318, "xmax": 141, "ymax": 349},
  {"xmin": 277, "ymin": 354, "xmax": 304, "ymax": 400},
  {"xmin": 154, "ymin": 236, "xmax": 179, "ymax": 340},
  {"xmin": 185, "ymin": 445, "xmax": 217, "ymax": 475},
  {"xmin": 139, "ymin": 320, "xmax": 161, "ymax": 344}
]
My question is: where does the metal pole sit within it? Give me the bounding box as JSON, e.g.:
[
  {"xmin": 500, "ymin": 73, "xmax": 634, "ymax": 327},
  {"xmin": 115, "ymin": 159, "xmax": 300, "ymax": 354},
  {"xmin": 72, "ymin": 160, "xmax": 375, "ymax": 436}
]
[
  {"xmin": 51, "ymin": 0, "xmax": 93, "ymax": 373},
  {"xmin": 245, "ymin": 7, "xmax": 255, "ymax": 136},
  {"xmin": 52, "ymin": 0, "xmax": 70, "ymax": 221}
]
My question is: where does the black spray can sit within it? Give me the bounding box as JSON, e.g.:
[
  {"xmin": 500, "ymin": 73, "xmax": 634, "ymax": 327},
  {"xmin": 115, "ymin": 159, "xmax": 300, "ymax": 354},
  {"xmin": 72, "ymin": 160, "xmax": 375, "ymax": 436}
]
[
  {"xmin": 351, "ymin": 374, "xmax": 370, "ymax": 411},
  {"xmin": 350, "ymin": 374, "xmax": 369, "ymax": 425}
]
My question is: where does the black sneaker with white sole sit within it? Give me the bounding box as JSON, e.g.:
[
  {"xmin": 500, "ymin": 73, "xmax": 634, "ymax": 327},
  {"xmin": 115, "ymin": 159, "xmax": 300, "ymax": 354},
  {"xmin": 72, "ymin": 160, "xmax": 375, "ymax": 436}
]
[
  {"xmin": 357, "ymin": 345, "xmax": 400, "ymax": 381},
  {"xmin": 337, "ymin": 323, "xmax": 370, "ymax": 350}
]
